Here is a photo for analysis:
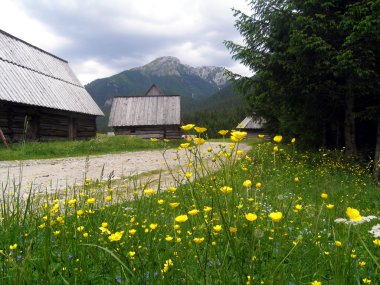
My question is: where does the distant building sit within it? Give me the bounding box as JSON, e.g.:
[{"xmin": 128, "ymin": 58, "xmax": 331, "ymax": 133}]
[
  {"xmin": 237, "ymin": 116, "xmax": 266, "ymax": 137},
  {"xmin": 0, "ymin": 29, "xmax": 103, "ymax": 141},
  {"xmin": 108, "ymin": 84, "xmax": 181, "ymax": 139}
]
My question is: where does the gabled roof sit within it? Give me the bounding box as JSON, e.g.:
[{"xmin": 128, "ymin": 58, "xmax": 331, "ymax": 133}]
[
  {"xmin": 237, "ymin": 116, "xmax": 265, "ymax": 129},
  {"xmin": 108, "ymin": 85, "xmax": 180, "ymax": 127},
  {"xmin": 0, "ymin": 29, "xmax": 103, "ymax": 116}
]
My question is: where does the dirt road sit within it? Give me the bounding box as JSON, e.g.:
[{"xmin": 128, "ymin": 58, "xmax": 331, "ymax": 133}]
[{"xmin": 0, "ymin": 142, "xmax": 251, "ymax": 192}]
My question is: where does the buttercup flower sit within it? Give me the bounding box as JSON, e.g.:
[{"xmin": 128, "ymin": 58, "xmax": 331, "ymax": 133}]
[
  {"xmin": 193, "ymin": 237, "xmax": 205, "ymax": 244},
  {"xmin": 220, "ymin": 186, "xmax": 233, "ymax": 194},
  {"xmin": 213, "ymin": 225, "xmax": 222, "ymax": 232},
  {"xmin": 181, "ymin": 124, "xmax": 195, "ymax": 131},
  {"xmin": 188, "ymin": 209, "xmax": 199, "ymax": 216},
  {"xmin": 269, "ymin": 212, "xmax": 283, "ymax": 223},
  {"xmin": 245, "ymin": 213, "xmax": 258, "ymax": 222},
  {"xmin": 194, "ymin": 126, "xmax": 207, "ymax": 133},
  {"xmin": 108, "ymin": 231, "xmax": 124, "ymax": 242},
  {"xmin": 258, "ymin": 134, "xmax": 265, "ymax": 139},
  {"xmin": 144, "ymin": 189, "xmax": 156, "ymax": 195},
  {"xmin": 150, "ymin": 138, "xmax": 158, "ymax": 142},
  {"xmin": 346, "ymin": 207, "xmax": 362, "ymax": 221},
  {"xmin": 321, "ymin": 193, "xmax": 328, "ymax": 200},
  {"xmin": 194, "ymin": 138, "xmax": 205, "ymax": 145},
  {"xmin": 230, "ymin": 131, "xmax": 247, "ymax": 142},
  {"xmin": 218, "ymin": 130, "xmax": 229, "ymax": 136},
  {"xmin": 175, "ymin": 215, "xmax": 188, "ymax": 223},
  {"xmin": 273, "ymin": 135, "xmax": 282, "ymax": 143},
  {"xmin": 243, "ymin": 180, "xmax": 252, "ymax": 188}
]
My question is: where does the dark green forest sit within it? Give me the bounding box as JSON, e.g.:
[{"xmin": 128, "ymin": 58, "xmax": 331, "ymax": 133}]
[{"xmin": 225, "ymin": 0, "xmax": 380, "ymax": 176}]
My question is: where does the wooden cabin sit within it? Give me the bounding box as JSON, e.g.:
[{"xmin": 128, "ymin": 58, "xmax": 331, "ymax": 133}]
[
  {"xmin": 108, "ymin": 85, "xmax": 181, "ymax": 139},
  {"xmin": 0, "ymin": 29, "xmax": 103, "ymax": 142},
  {"xmin": 237, "ymin": 116, "xmax": 266, "ymax": 137}
]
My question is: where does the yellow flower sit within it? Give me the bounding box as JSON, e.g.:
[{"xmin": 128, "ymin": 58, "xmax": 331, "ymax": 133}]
[
  {"xmin": 144, "ymin": 188, "xmax": 156, "ymax": 195},
  {"xmin": 162, "ymin": 259, "xmax": 173, "ymax": 273},
  {"xmin": 99, "ymin": 226, "xmax": 111, "ymax": 235},
  {"xmin": 273, "ymin": 146, "xmax": 279, "ymax": 152},
  {"xmin": 86, "ymin": 198, "xmax": 95, "ymax": 204},
  {"xmin": 311, "ymin": 281, "xmax": 322, "ymax": 285},
  {"xmin": 220, "ymin": 186, "xmax": 233, "ymax": 194},
  {"xmin": 291, "ymin": 137, "xmax": 296, "ymax": 143},
  {"xmin": 188, "ymin": 209, "xmax": 199, "ymax": 216},
  {"xmin": 129, "ymin": 229, "xmax": 137, "ymax": 235},
  {"xmin": 218, "ymin": 130, "xmax": 229, "ymax": 136},
  {"xmin": 335, "ymin": 241, "xmax": 342, "ymax": 247},
  {"xmin": 230, "ymin": 131, "xmax": 247, "ymax": 142},
  {"xmin": 359, "ymin": 261, "xmax": 366, "ymax": 267},
  {"xmin": 194, "ymin": 138, "xmax": 205, "ymax": 145},
  {"xmin": 77, "ymin": 209, "xmax": 84, "ymax": 216},
  {"xmin": 108, "ymin": 231, "xmax": 124, "ymax": 242},
  {"xmin": 180, "ymin": 143, "xmax": 190, "ymax": 148},
  {"xmin": 320, "ymin": 193, "xmax": 328, "ymax": 199},
  {"xmin": 83, "ymin": 232, "xmax": 89, "ymax": 238},
  {"xmin": 157, "ymin": 199, "xmax": 164, "ymax": 205},
  {"xmin": 105, "ymin": 195, "xmax": 112, "ymax": 202},
  {"xmin": 269, "ymin": 212, "xmax": 283, "ymax": 223},
  {"xmin": 181, "ymin": 124, "xmax": 195, "ymax": 131},
  {"xmin": 169, "ymin": 202, "xmax": 180, "ymax": 209},
  {"xmin": 163, "ymin": 139, "xmax": 170, "ymax": 143},
  {"xmin": 346, "ymin": 207, "xmax": 362, "ymax": 221},
  {"xmin": 243, "ymin": 180, "xmax": 252, "ymax": 188},
  {"xmin": 255, "ymin": 182, "xmax": 262, "ymax": 188},
  {"xmin": 150, "ymin": 138, "xmax": 158, "ymax": 142},
  {"xmin": 128, "ymin": 251, "xmax": 136, "ymax": 258},
  {"xmin": 258, "ymin": 134, "xmax": 265, "ymax": 139},
  {"xmin": 362, "ymin": 278, "xmax": 371, "ymax": 284},
  {"xmin": 194, "ymin": 126, "xmax": 207, "ymax": 133},
  {"xmin": 185, "ymin": 172, "xmax": 192, "ymax": 179},
  {"xmin": 229, "ymin": 227, "xmax": 237, "ymax": 233},
  {"xmin": 149, "ymin": 223, "xmax": 158, "ymax": 230},
  {"xmin": 53, "ymin": 230, "xmax": 60, "ymax": 236},
  {"xmin": 193, "ymin": 237, "xmax": 205, "ymax": 244},
  {"xmin": 168, "ymin": 187, "xmax": 177, "ymax": 193},
  {"xmin": 9, "ymin": 244, "xmax": 17, "ymax": 250},
  {"xmin": 77, "ymin": 226, "xmax": 85, "ymax": 232},
  {"xmin": 56, "ymin": 216, "xmax": 64, "ymax": 223},
  {"xmin": 204, "ymin": 206, "xmax": 212, "ymax": 212},
  {"xmin": 68, "ymin": 199, "xmax": 76, "ymax": 207},
  {"xmin": 326, "ymin": 204, "xmax": 334, "ymax": 209},
  {"xmin": 295, "ymin": 204, "xmax": 303, "ymax": 210},
  {"xmin": 273, "ymin": 135, "xmax": 282, "ymax": 143},
  {"xmin": 245, "ymin": 213, "xmax": 258, "ymax": 222},
  {"xmin": 38, "ymin": 223, "xmax": 46, "ymax": 229},
  {"xmin": 165, "ymin": 235, "xmax": 173, "ymax": 242},
  {"xmin": 213, "ymin": 225, "xmax": 222, "ymax": 232},
  {"xmin": 373, "ymin": 239, "xmax": 380, "ymax": 247},
  {"xmin": 175, "ymin": 215, "xmax": 188, "ymax": 223},
  {"xmin": 294, "ymin": 177, "xmax": 299, "ymax": 183}
]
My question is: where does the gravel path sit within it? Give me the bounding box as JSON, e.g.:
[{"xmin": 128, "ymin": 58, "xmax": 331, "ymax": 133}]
[{"xmin": 0, "ymin": 142, "xmax": 251, "ymax": 192}]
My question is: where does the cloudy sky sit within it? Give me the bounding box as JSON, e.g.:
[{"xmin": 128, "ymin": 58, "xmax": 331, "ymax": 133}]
[{"xmin": 0, "ymin": 0, "xmax": 252, "ymax": 85}]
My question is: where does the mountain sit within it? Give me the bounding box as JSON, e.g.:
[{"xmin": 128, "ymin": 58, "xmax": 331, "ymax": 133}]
[{"xmin": 84, "ymin": 56, "xmax": 244, "ymax": 133}]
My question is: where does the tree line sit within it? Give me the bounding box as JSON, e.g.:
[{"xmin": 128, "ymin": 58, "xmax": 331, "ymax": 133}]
[{"xmin": 225, "ymin": 0, "xmax": 380, "ymax": 178}]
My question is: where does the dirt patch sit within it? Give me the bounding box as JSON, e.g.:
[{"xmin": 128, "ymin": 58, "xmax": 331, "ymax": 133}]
[{"xmin": 0, "ymin": 142, "xmax": 251, "ymax": 193}]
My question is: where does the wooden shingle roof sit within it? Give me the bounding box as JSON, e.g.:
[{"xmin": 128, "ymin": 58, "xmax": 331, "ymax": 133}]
[
  {"xmin": 237, "ymin": 116, "xmax": 265, "ymax": 129},
  {"xmin": 0, "ymin": 29, "xmax": 103, "ymax": 116},
  {"xmin": 108, "ymin": 85, "xmax": 180, "ymax": 127}
]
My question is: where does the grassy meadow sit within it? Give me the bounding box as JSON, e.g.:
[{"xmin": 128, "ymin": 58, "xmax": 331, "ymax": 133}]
[
  {"xmin": 0, "ymin": 134, "xmax": 180, "ymax": 161},
  {"xmin": 0, "ymin": 127, "xmax": 379, "ymax": 284}
]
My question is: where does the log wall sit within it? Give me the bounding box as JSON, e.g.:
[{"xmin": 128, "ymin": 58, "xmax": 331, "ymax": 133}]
[
  {"xmin": 0, "ymin": 101, "xmax": 97, "ymax": 141},
  {"xmin": 114, "ymin": 125, "xmax": 181, "ymax": 139}
]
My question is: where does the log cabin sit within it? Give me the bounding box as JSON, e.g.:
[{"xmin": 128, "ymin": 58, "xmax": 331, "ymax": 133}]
[
  {"xmin": 0, "ymin": 29, "xmax": 103, "ymax": 142},
  {"xmin": 108, "ymin": 84, "xmax": 181, "ymax": 139},
  {"xmin": 237, "ymin": 116, "xmax": 266, "ymax": 137}
]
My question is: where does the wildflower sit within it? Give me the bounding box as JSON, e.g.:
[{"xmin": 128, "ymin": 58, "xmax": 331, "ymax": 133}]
[
  {"xmin": 269, "ymin": 212, "xmax": 283, "ymax": 223},
  {"xmin": 193, "ymin": 237, "xmax": 205, "ymax": 244},
  {"xmin": 162, "ymin": 259, "xmax": 173, "ymax": 273},
  {"xmin": 169, "ymin": 202, "xmax": 180, "ymax": 209},
  {"xmin": 99, "ymin": 226, "xmax": 111, "ymax": 235},
  {"xmin": 56, "ymin": 216, "xmax": 64, "ymax": 223},
  {"xmin": 213, "ymin": 225, "xmax": 222, "ymax": 232},
  {"xmin": 180, "ymin": 143, "xmax": 190, "ymax": 148},
  {"xmin": 185, "ymin": 172, "xmax": 192, "ymax": 179},
  {"xmin": 150, "ymin": 138, "xmax": 158, "ymax": 142},
  {"xmin": 295, "ymin": 204, "xmax": 303, "ymax": 211},
  {"xmin": 38, "ymin": 223, "xmax": 46, "ymax": 229},
  {"xmin": 258, "ymin": 134, "xmax": 265, "ymax": 139},
  {"xmin": 188, "ymin": 209, "xmax": 199, "ymax": 216},
  {"xmin": 165, "ymin": 235, "xmax": 173, "ymax": 242},
  {"xmin": 373, "ymin": 239, "xmax": 380, "ymax": 247},
  {"xmin": 220, "ymin": 186, "xmax": 233, "ymax": 194},
  {"xmin": 326, "ymin": 204, "xmax": 334, "ymax": 209},
  {"xmin": 311, "ymin": 281, "xmax": 321, "ymax": 285},
  {"xmin": 320, "ymin": 193, "xmax": 328, "ymax": 200},
  {"xmin": 144, "ymin": 189, "xmax": 156, "ymax": 195},
  {"xmin": 86, "ymin": 198, "xmax": 95, "ymax": 204},
  {"xmin": 77, "ymin": 209, "xmax": 84, "ymax": 216},
  {"xmin": 243, "ymin": 180, "xmax": 252, "ymax": 188},
  {"xmin": 291, "ymin": 138, "xmax": 296, "ymax": 143},
  {"xmin": 129, "ymin": 229, "xmax": 137, "ymax": 235},
  {"xmin": 369, "ymin": 224, "xmax": 380, "ymax": 238},
  {"xmin": 229, "ymin": 227, "xmax": 237, "ymax": 233},
  {"xmin": 204, "ymin": 206, "xmax": 212, "ymax": 212},
  {"xmin": 194, "ymin": 138, "xmax": 205, "ymax": 145},
  {"xmin": 335, "ymin": 241, "xmax": 342, "ymax": 247},
  {"xmin": 255, "ymin": 182, "xmax": 262, "ymax": 188},
  {"xmin": 105, "ymin": 195, "xmax": 112, "ymax": 202},
  {"xmin": 157, "ymin": 199, "xmax": 164, "ymax": 205},
  {"xmin": 294, "ymin": 177, "xmax": 299, "ymax": 183},
  {"xmin": 359, "ymin": 261, "xmax": 366, "ymax": 267},
  {"xmin": 362, "ymin": 278, "xmax": 371, "ymax": 284},
  {"xmin": 207, "ymin": 146, "xmax": 213, "ymax": 152},
  {"xmin": 53, "ymin": 231, "xmax": 60, "ymax": 236},
  {"xmin": 128, "ymin": 251, "xmax": 136, "ymax": 258},
  {"xmin": 68, "ymin": 199, "xmax": 76, "ymax": 207},
  {"xmin": 273, "ymin": 146, "xmax": 279, "ymax": 152},
  {"xmin": 273, "ymin": 135, "xmax": 282, "ymax": 143},
  {"xmin": 168, "ymin": 187, "xmax": 177, "ymax": 193},
  {"xmin": 175, "ymin": 215, "xmax": 188, "ymax": 223},
  {"xmin": 346, "ymin": 207, "xmax": 362, "ymax": 221},
  {"xmin": 245, "ymin": 213, "xmax": 258, "ymax": 222},
  {"xmin": 181, "ymin": 124, "xmax": 195, "ymax": 131},
  {"xmin": 194, "ymin": 126, "xmax": 207, "ymax": 133},
  {"xmin": 230, "ymin": 131, "xmax": 247, "ymax": 142},
  {"xmin": 163, "ymin": 139, "xmax": 170, "ymax": 143},
  {"xmin": 218, "ymin": 130, "xmax": 229, "ymax": 136},
  {"xmin": 9, "ymin": 244, "xmax": 17, "ymax": 250},
  {"xmin": 83, "ymin": 233, "xmax": 89, "ymax": 238},
  {"xmin": 108, "ymin": 231, "xmax": 124, "ymax": 242}
]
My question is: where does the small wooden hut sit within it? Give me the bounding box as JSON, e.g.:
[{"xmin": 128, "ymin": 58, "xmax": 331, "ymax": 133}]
[
  {"xmin": 108, "ymin": 84, "xmax": 181, "ymax": 139},
  {"xmin": 0, "ymin": 29, "xmax": 103, "ymax": 142},
  {"xmin": 237, "ymin": 116, "xmax": 266, "ymax": 137}
]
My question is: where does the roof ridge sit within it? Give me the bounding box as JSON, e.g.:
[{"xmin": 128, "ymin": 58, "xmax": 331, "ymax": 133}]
[
  {"xmin": 0, "ymin": 56, "xmax": 84, "ymax": 88},
  {"xmin": 0, "ymin": 29, "xmax": 68, "ymax": 63}
]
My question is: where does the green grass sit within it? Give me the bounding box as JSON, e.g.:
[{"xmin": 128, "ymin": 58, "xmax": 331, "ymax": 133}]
[
  {"xmin": 0, "ymin": 133, "xmax": 379, "ymax": 284},
  {"xmin": 0, "ymin": 135, "xmax": 180, "ymax": 161}
]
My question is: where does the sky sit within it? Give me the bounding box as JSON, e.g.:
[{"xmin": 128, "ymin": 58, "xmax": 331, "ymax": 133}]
[{"xmin": 0, "ymin": 0, "xmax": 253, "ymax": 85}]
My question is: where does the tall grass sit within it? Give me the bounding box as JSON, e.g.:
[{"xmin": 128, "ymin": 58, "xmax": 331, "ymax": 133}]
[
  {"xmin": 0, "ymin": 135, "xmax": 179, "ymax": 161},
  {"xmin": 0, "ymin": 130, "xmax": 379, "ymax": 284}
]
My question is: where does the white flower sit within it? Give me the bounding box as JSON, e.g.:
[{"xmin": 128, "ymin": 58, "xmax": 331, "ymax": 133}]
[
  {"xmin": 369, "ymin": 224, "xmax": 380, "ymax": 238},
  {"xmin": 334, "ymin": 216, "xmax": 377, "ymax": 226}
]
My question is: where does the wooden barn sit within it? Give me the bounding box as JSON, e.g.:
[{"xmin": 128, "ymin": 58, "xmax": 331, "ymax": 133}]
[
  {"xmin": 108, "ymin": 85, "xmax": 181, "ymax": 139},
  {"xmin": 237, "ymin": 116, "xmax": 266, "ymax": 137},
  {"xmin": 0, "ymin": 29, "xmax": 103, "ymax": 142}
]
